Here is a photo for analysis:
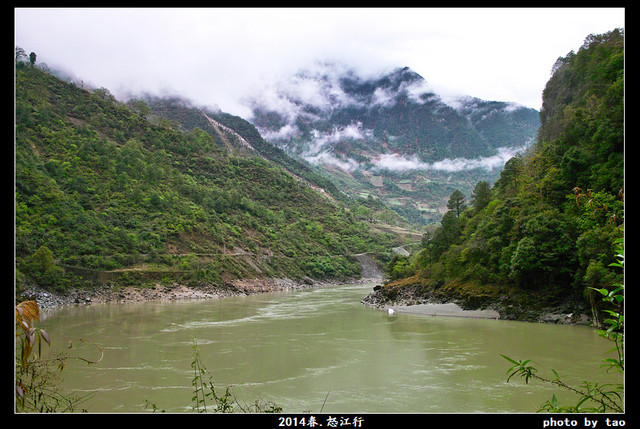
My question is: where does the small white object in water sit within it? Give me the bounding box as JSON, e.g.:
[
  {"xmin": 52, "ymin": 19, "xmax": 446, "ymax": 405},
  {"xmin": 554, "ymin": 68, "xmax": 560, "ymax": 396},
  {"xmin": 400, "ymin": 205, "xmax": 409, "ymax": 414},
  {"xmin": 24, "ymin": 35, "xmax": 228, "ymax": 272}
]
[{"xmin": 387, "ymin": 308, "xmax": 395, "ymax": 315}]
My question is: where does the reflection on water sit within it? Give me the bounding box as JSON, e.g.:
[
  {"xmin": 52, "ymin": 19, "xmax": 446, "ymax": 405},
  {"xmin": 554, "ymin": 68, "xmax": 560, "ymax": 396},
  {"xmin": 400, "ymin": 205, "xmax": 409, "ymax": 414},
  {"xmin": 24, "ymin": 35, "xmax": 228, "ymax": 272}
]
[{"xmin": 38, "ymin": 283, "xmax": 621, "ymax": 413}]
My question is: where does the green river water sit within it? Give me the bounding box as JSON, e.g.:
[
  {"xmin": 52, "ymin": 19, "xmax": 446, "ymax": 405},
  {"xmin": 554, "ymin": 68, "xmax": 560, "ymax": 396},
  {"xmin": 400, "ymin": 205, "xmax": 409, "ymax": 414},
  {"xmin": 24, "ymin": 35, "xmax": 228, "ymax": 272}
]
[{"xmin": 38, "ymin": 282, "xmax": 622, "ymax": 413}]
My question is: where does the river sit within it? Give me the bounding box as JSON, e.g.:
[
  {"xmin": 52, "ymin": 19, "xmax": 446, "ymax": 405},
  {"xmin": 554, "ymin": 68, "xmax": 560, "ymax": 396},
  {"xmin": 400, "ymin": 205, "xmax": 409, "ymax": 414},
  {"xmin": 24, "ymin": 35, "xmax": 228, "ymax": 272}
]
[{"xmin": 38, "ymin": 282, "xmax": 621, "ymax": 413}]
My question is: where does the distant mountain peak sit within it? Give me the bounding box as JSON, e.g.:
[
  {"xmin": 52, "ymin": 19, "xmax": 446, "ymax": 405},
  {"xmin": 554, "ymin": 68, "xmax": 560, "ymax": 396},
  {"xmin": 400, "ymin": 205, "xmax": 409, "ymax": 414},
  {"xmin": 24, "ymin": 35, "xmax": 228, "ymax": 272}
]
[
  {"xmin": 247, "ymin": 63, "xmax": 538, "ymax": 167},
  {"xmin": 244, "ymin": 63, "xmax": 540, "ymax": 224}
]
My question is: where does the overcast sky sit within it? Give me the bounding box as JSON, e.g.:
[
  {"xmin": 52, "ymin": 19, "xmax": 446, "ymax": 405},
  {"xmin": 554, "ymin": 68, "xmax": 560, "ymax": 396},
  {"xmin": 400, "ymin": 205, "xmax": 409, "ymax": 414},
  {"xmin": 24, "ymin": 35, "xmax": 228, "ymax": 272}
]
[{"xmin": 15, "ymin": 8, "xmax": 624, "ymax": 118}]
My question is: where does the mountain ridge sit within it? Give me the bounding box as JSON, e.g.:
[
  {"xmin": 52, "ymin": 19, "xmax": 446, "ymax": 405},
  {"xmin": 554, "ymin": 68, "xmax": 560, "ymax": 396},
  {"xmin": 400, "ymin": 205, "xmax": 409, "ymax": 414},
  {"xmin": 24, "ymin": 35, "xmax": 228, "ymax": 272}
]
[
  {"xmin": 244, "ymin": 63, "xmax": 540, "ymax": 224},
  {"xmin": 247, "ymin": 64, "xmax": 539, "ymax": 165}
]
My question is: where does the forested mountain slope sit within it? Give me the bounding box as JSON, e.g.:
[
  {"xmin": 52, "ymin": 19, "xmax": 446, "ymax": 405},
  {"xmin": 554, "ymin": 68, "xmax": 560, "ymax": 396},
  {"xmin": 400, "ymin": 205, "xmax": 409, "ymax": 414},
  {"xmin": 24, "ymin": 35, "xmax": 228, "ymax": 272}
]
[
  {"xmin": 366, "ymin": 29, "xmax": 624, "ymax": 321},
  {"xmin": 138, "ymin": 95, "xmax": 348, "ymax": 203},
  {"xmin": 15, "ymin": 63, "xmax": 400, "ymax": 293}
]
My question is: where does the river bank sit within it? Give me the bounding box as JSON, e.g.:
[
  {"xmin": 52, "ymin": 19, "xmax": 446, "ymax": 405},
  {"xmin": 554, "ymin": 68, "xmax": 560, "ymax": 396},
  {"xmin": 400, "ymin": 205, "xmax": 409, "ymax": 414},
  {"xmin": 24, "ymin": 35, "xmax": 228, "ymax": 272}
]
[
  {"xmin": 360, "ymin": 276, "xmax": 593, "ymax": 325},
  {"xmin": 20, "ymin": 265, "xmax": 592, "ymax": 326},
  {"xmin": 22, "ymin": 274, "xmax": 592, "ymax": 326},
  {"xmin": 20, "ymin": 276, "xmax": 382, "ymax": 311},
  {"xmin": 19, "ymin": 253, "xmax": 387, "ymax": 311}
]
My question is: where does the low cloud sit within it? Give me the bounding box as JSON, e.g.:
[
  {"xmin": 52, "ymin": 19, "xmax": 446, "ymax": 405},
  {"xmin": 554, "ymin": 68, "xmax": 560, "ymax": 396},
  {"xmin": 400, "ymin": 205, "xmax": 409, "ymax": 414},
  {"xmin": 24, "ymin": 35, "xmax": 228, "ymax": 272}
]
[
  {"xmin": 304, "ymin": 146, "xmax": 525, "ymax": 174},
  {"xmin": 371, "ymin": 146, "xmax": 526, "ymax": 173},
  {"xmin": 309, "ymin": 122, "xmax": 371, "ymax": 148},
  {"xmin": 260, "ymin": 123, "xmax": 301, "ymax": 141},
  {"xmin": 372, "ymin": 154, "xmax": 430, "ymax": 171},
  {"xmin": 248, "ymin": 62, "xmax": 367, "ymax": 123},
  {"xmin": 300, "ymin": 122, "xmax": 371, "ymax": 170},
  {"xmin": 304, "ymin": 151, "xmax": 361, "ymax": 172}
]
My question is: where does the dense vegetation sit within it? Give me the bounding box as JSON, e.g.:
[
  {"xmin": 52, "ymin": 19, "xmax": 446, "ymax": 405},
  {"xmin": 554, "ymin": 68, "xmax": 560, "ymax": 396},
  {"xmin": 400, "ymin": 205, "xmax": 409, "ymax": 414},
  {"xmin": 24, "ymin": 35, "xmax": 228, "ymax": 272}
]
[
  {"xmin": 15, "ymin": 61, "xmax": 402, "ymax": 294},
  {"xmin": 382, "ymin": 29, "xmax": 624, "ymax": 320}
]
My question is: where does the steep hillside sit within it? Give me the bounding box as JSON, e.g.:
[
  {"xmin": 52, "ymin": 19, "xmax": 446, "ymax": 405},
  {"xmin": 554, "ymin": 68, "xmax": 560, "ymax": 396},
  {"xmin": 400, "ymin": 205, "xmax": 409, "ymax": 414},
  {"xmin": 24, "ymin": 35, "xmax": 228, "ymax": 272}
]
[
  {"xmin": 246, "ymin": 64, "xmax": 540, "ymax": 224},
  {"xmin": 139, "ymin": 94, "xmax": 411, "ymax": 227},
  {"xmin": 365, "ymin": 29, "xmax": 624, "ymax": 322},
  {"xmin": 138, "ymin": 95, "xmax": 346, "ymax": 202},
  {"xmin": 15, "ymin": 63, "xmax": 401, "ymax": 293}
]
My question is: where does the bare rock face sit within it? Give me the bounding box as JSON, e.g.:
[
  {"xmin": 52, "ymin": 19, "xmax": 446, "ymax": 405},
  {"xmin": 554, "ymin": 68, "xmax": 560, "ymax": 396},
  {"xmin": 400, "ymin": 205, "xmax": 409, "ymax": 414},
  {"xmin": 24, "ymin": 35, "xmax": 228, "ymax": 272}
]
[{"xmin": 354, "ymin": 253, "xmax": 384, "ymax": 281}]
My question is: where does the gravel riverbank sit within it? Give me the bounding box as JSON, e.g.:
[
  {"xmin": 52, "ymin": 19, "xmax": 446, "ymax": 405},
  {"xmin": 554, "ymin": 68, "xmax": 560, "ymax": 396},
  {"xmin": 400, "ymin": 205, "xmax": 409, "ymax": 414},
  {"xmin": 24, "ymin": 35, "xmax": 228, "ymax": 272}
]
[
  {"xmin": 387, "ymin": 302, "xmax": 500, "ymax": 319},
  {"xmin": 19, "ymin": 277, "xmax": 382, "ymax": 311}
]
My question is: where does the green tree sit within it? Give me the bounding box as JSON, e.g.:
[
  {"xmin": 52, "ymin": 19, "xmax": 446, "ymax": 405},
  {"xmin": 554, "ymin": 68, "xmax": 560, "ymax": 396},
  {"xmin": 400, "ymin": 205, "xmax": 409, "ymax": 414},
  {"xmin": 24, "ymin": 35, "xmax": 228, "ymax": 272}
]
[
  {"xmin": 20, "ymin": 246, "xmax": 68, "ymax": 291},
  {"xmin": 428, "ymin": 211, "xmax": 461, "ymax": 260},
  {"xmin": 447, "ymin": 189, "xmax": 466, "ymax": 217},
  {"xmin": 386, "ymin": 254, "xmax": 414, "ymax": 280},
  {"xmin": 125, "ymin": 98, "xmax": 151, "ymax": 117},
  {"xmin": 29, "ymin": 51, "xmax": 37, "ymax": 66},
  {"xmin": 509, "ymin": 210, "xmax": 575, "ymax": 290},
  {"xmin": 494, "ymin": 155, "xmax": 523, "ymax": 196},
  {"xmin": 470, "ymin": 181, "xmax": 491, "ymax": 213}
]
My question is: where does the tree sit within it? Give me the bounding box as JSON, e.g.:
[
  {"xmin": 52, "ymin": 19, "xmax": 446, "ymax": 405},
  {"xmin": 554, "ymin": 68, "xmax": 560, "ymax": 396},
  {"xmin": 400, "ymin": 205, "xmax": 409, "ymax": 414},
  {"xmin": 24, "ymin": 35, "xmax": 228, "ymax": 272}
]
[
  {"xmin": 15, "ymin": 46, "xmax": 27, "ymax": 62},
  {"xmin": 126, "ymin": 98, "xmax": 151, "ymax": 117},
  {"xmin": 29, "ymin": 52, "xmax": 37, "ymax": 66},
  {"xmin": 428, "ymin": 211, "xmax": 461, "ymax": 259},
  {"xmin": 470, "ymin": 181, "xmax": 491, "ymax": 213},
  {"xmin": 494, "ymin": 155, "xmax": 523, "ymax": 196},
  {"xmin": 447, "ymin": 189, "xmax": 466, "ymax": 217},
  {"xmin": 20, "ymin": 246, "xmax": 66, "ymax": 290}
]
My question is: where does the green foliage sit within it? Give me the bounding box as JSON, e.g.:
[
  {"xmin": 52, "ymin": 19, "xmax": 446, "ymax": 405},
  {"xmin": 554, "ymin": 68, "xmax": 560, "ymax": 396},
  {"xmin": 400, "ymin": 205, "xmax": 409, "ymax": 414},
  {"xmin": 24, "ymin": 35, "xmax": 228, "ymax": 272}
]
[
  {"xmin": 470, "ymin": 181, "xmax": 491, "ymax": 214},
  {"xmin": 386, "ymin": 254, "xmax": 415, "ymax": 281},
  {"xmin": 19, "ymin": 246, "xmax": 73, "ymax": 292},
  {"xmin": 446, "ymin": 189, "xmax": 466, "ymax": 217},
  {"xmin": 501, "ymin": 355, "xmax": 623, "ymax": 413},
  {"xmin": 15, "ymin": 64, "xmax": 396, "ymax": 289},
  {"xmin": 538, "ymin": 29, "xmax": 624, "ymax": 195}
]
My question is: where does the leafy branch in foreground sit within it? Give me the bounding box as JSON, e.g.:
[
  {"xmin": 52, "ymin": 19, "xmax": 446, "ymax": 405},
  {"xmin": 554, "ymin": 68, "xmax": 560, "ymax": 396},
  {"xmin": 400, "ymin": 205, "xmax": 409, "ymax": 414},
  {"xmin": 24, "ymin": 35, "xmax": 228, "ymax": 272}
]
[
  {"xmin": 500, "ymin": 355, "xmax": 623, "ymax": 413},
  {"xmin": 501, "ymin": 230, "xmax": 624, "ymax": 413}
]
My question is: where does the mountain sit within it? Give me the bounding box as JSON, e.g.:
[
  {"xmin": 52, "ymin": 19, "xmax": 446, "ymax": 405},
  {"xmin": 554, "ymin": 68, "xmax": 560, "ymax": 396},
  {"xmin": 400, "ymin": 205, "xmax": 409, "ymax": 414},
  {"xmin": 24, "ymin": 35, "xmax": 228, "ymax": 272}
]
[
  {"xmin": 366, "ymin": 29, "xmax": 624, "ymax": 321},
  {"xmin": 15, "ymin": 63, "xmax": 404, "ymax": 294},
  {"xmin": 246, "ymin": 64, "xmax": 540, "ymax": 224}
]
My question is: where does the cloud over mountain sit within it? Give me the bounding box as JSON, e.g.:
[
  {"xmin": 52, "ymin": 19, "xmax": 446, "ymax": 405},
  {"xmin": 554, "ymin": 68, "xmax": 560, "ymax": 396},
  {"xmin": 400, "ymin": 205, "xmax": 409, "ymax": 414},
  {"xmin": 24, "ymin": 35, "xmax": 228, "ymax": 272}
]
[{"xmin": 246, "ymin": 63, "xmax": 539, "ymax": 174}]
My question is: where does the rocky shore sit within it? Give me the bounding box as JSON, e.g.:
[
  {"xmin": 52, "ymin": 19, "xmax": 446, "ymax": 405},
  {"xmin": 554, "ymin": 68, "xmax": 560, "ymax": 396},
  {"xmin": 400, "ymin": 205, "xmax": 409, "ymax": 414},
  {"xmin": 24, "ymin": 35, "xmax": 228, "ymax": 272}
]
[
  {"xmin": 20, "ymin": 276, "xmax": 379, "ymax": 311},
  {"xmin": 20, "ymin": 273, "xmax": 592, "ymax": 326},
  {"xmin": 360, "ymin": 280, "xmax": 593, "ymax": 325}
]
